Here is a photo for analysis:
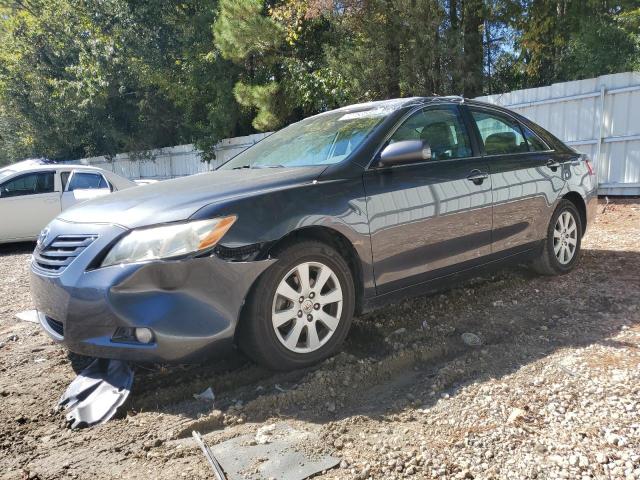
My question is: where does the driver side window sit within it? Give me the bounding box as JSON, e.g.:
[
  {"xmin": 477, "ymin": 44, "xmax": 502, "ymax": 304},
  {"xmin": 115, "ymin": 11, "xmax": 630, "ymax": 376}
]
[
  {"xmin": 1, "ymin": 172, "xmax": 55, "ymax": 198},
  {"xmin": 388, "ymin": 106, "xmax": 472, "ymax": 161}
]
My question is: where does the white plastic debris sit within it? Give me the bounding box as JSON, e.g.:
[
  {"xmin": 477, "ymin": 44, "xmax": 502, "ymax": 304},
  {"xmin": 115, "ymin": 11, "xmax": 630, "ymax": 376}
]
[
  {"xmin": 15, "ymin": 310, "xmax": 39, "ymax": 324},
  {"xmin": 194, "ymin": 386, "xmax": 215, "ymax": 402}
]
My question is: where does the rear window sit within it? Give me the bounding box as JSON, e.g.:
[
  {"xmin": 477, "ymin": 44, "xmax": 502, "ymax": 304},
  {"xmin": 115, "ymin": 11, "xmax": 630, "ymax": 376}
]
[
  {"xmin": 471, "ymin": 110, "xmax": 528, "ymax": 155},
  {"xmin": 68, "ymin": 172, "xmax": 109, "ymax": 191}
]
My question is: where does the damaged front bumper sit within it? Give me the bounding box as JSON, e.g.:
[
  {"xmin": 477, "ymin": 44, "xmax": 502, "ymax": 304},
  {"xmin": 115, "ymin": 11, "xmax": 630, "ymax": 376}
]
[{"xmin": 30, "ymin": 219, "xmax": 274, "ymax": 363}]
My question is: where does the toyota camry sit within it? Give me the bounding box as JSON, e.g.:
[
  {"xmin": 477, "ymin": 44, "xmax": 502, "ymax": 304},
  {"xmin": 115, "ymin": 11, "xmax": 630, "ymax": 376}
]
[{"xmin": 30, "ymin": 97, "xmax": 597, "ymax": 370}]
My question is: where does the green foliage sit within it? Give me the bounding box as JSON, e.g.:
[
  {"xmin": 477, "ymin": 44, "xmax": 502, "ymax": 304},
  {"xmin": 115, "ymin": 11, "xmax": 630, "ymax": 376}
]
[
  {"xmin": 496, "ymin": 0, "xmax": 640, "ymax": 89},
  {"xmin": 214, "ymin": 0, "xmax": 282, "ymax": 62},
  {"xmin": 0, "ymin": 0, "xmax": 247, "ymax": 165},
  {"xmin": 233, "ymin": 81, "xmax": 281, "ymax": 131},
  {"xmin": 561, "ymin": 16, "xmax": 637, "ymax": 80},
  {"xmin": 0, "ymin": 0, "xmax": 638, "ymax": 166}
]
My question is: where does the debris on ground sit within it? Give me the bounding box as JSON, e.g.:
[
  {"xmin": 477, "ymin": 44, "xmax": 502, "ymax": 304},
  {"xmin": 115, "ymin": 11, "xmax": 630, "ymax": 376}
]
[
  {"xmin": 58, "ymin": 358, "xmax": 134, "ymax": 429},
  {"xmin": 15, "ymin": 310, "xmax": 39, "ymax": 324},
  {"xmin": 193, "ymin": 386, "xmax": 215, "ymax": 403},
  {"xmin": 192, "ymin": 430, "xmax": 227, "ymax": 480},
  {"xmin": 209, "ymin": 422, "xmax": 340, "ymax": 480}
]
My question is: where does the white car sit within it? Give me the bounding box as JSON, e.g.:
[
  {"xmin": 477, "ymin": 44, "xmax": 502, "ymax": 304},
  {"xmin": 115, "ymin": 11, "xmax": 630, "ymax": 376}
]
[{"xmin": 0, "ymin": 163, "xmax": 135, "ymax": 244}]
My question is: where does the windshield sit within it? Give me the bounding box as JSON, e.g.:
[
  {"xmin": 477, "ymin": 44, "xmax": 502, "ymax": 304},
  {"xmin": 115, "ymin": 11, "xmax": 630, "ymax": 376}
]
[{"xmin": 220, "ymin": 109, "xmax": 388, "ymax": 169}]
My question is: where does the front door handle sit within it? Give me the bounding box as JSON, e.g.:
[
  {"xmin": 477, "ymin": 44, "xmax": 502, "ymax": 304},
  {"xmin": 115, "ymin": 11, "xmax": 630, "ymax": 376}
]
[
  {"xmin": 467, "ymin": 170, "xmax": 489, "ymax": 185},
  {"xmin": 546, "ymin": 159, "xmax": 561, "ymax": 170}
]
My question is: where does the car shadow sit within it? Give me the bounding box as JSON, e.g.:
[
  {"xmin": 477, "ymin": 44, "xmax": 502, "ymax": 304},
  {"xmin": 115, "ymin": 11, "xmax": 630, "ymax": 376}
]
[
  {"xmin": 0, "ymin": 241, "xmax": 35, "ymax": 256},
  {"xmin": 126, "ymin": 246, "xmax": 640, "ymax": 431}
]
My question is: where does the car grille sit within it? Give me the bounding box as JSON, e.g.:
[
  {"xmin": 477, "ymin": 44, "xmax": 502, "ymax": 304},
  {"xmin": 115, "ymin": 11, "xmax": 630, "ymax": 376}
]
[
  {"xmin": 33, "ymin": 235, "xmax": 98, "ymax": 274},
  {"xmin": 45, "ymin": 316, "xmax": 64, "ymax": 337}
]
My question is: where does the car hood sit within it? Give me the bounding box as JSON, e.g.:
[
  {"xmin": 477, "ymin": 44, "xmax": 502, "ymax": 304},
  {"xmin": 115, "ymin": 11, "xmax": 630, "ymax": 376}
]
[{"xmin": 58, "ymin": 166, "xmax": 326, "ymax": 229}]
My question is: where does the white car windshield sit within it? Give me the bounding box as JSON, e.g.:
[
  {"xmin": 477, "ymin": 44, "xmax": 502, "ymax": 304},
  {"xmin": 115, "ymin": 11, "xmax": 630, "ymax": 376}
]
[{"xmin": 221, "ymin": 109, "xmax": 389, "ymax": 169}]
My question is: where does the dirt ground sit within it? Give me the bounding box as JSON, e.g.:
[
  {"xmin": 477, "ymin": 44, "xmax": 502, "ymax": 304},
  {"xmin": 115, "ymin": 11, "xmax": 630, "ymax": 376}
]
[{"xmin": 0, "ymin": 199, "xmax": 639, "ymax": 480}]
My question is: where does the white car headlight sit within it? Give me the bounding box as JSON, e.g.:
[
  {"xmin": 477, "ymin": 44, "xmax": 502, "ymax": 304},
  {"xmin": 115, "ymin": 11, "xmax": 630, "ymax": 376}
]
[{"xmin": 101, "ymin": 216, "xmax": 237, "ymax": 267}]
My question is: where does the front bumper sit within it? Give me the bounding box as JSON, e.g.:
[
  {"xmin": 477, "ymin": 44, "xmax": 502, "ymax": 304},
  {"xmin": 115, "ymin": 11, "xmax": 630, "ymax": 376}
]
[{"xmin": 30, "ymin": 219, "xmax": 274, "ymax": 363}]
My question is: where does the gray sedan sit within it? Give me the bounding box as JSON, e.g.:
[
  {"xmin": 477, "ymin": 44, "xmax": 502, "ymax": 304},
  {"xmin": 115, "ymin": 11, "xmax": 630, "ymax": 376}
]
[{"xmin": 30, "ymin": 97, "xmax": 598, "ymax": 370}]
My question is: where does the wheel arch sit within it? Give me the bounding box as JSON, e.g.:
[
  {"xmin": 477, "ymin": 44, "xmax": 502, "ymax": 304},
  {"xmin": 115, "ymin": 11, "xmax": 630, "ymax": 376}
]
[
  {"xmin": 258, "ymin": 226, "xmax": 365, "ymax": 315},
  {"xmin": 561, "ymin": 191, "xmax": 587, "ymax": 236}
]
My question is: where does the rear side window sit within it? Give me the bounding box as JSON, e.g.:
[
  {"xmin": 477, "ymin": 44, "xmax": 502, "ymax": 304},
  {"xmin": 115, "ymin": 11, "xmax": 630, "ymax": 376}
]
[
  {"xmin": 389, "ymin": 106, "xmax": 472, "ymax": 161},
  {"xmin": 471, "ymin": 110, "xmax": 528, "ymax": 155},
  {"xmin": 521, "ymin": 125, "xmax": 549, "ymax": 151},
  {"xmin": 68, "ymin": 172, "xmax": 108, "ymax": 191},
  {"xmin": 0, "ymin": 172, "xmax": 55, "ymax": 197}
]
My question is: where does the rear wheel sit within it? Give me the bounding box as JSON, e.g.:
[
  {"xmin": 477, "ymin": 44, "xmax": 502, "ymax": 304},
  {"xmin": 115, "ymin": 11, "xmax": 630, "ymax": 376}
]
[
  {"xmin": 530, "ymin": 199, "xmax": 583, "ymax": 275},
  {"xmin": 238, "ymin": 241, "xmax": 355, "ymax": 370}
]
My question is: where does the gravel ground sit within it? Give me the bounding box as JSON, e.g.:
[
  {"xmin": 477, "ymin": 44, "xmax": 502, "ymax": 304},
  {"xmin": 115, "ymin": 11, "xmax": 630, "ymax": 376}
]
[{"xmin": 0, "ymin": 199, "xmax": 638, "ymax": 480}]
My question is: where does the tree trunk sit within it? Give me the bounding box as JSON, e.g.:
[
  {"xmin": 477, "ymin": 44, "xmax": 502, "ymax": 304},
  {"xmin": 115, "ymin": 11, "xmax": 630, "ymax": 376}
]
[{"xmin": 462, "ymin": 0, "xmax": 484, "ymax": 97}]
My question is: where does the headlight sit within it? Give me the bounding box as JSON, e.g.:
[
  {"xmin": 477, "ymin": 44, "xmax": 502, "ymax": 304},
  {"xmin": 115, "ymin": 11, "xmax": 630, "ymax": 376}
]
[{"xmin": 100, "ymin": 216, "xmax": 237, "ymax": 267}]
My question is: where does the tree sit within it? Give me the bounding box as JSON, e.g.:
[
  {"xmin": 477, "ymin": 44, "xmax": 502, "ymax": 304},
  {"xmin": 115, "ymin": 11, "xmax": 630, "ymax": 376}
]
[
  {"xmin": 462, "ymin": 0, "xmax": 485, "ymax": 97},
  {"xmin": 0, "ymin": 0, "xmax": 243, "ymax": 165},
  {"xmin": 497, "ymin": 0, "xmax": 639, "ymax": 89}
]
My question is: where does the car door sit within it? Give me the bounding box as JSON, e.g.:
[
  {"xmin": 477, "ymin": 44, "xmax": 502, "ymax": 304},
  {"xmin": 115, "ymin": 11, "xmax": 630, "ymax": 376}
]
[
  {"xmin": 0, "ymin": 171, "xmax": 60, "ymax": 240},
  {"xmin": 464, "ymin": 106, "xmax": 566, "ymax": 255},
  {"xmin": 363, "ymin": 104, "xmax": 493, "ymax": 294},
  {"xmin": 61, "ymin": 170, "xmax": 112, "ymax": 210}
]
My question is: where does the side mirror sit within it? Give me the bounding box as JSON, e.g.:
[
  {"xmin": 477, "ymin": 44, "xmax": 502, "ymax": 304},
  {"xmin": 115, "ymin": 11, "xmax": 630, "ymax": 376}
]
[{"xmin": 378, "ymin": 140, "xmax": 432, "ymax": 167}]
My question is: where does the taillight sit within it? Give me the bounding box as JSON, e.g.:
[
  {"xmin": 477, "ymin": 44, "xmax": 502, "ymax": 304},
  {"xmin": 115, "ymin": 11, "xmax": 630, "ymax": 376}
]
[{"xmin": 585, "ymin": 158, "xmax": 595, "ymax": 176}]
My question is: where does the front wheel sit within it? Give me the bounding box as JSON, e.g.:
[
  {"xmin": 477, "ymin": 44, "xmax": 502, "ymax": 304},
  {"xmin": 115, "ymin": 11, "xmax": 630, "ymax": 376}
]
[
  {"xmin": 238, "ymin": 241, "xmax": 355, "ymax": 370},
  {"xmin": 530, "ymin": 199, "xmax": 583, "ymax": 275}
]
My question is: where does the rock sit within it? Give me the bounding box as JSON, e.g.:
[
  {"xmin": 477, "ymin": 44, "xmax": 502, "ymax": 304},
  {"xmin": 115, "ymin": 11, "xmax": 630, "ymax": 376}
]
[
  {"xmin": 461, "ymin": 333, "xmax": 482, "ymax": 346},
  {"xmin": 327, "ymin": 401, "xmax": 336, "ymax": 413},
  {"xmin": 605, "ymin": 432, "xmax": 624, "ymax": 446},
  {"xmin": 339, "ymin": 459, "xmax": 349, "ymax": 469},
  {"xmin": 255, "ymin": 424, "xmax": 276, "ymax": 444},
  {"xmin": 596, "ymin": 453, "xmax": 608, "ymax": 464},
  {"xmin": 507, "ymin": 408, "xmax": 527, "ymax": 424}
]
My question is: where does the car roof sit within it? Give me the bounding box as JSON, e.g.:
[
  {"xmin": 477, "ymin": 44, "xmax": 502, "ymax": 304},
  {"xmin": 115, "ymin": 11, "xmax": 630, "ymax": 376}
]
[
  {"xmin": 0, "ymin": 163, "xmax": 107, "ymax": 174},
  {"xmin": 313, "ymin": 96, "xmax": 493, "ymax": 120}
]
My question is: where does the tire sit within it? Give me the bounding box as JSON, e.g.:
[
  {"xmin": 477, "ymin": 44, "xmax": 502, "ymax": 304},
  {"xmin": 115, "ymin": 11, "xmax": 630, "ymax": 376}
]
[
  {"xmin": 530, "ymin": 199, "xmax": 583, "ymax": 276},
  {"xmin": 238, "ymin": 240, "xmax": 355, "ymax": 370}
]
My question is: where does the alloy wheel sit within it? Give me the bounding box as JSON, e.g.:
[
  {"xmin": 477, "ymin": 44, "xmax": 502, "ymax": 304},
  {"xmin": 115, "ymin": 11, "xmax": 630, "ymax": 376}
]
[
  {"xmin": 553, "ymin": 210, "xmax": 578, "ymax": 265},
  {"xmin": 271, "ymin": 261, "xmax": 343, "ymax": 353}
]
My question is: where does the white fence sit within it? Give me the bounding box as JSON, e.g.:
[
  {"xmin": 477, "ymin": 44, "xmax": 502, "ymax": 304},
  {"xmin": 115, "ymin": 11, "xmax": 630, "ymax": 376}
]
[
  {"xmin": 476, "ymin": 71, "xmax": 640, "ymax": 196},
  {"xmin": 64, "ymin": 132, "xmax": 271, "ymax": 180},
  {"xmin": 67, "ymin": 72, "xmax": 640, "ymax": 195}
]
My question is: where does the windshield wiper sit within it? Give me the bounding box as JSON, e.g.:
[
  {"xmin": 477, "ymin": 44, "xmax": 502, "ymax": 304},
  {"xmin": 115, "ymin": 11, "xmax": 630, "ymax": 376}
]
[{"xmin": 232, "ymin": 164, "xmax": 286, "ymax": 170}]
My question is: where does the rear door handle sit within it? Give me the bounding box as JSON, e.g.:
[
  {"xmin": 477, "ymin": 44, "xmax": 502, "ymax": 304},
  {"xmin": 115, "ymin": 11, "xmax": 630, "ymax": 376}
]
[
  {"xmin": 467, "ymin": 170, "xmax": 489, "ymax": 185},
  {"xmin": 546, "ymin": 159, "xmax": 561, "ymax": 169}
]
